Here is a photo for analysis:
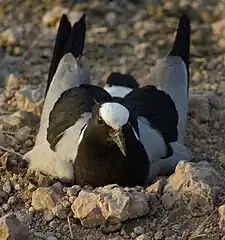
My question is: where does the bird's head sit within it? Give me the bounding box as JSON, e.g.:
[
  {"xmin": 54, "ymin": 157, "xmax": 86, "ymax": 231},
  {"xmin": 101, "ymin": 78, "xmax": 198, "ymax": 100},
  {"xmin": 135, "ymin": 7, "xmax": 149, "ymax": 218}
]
[{"xmin": 88, "ymin": 102, "xmax": 130, "ymax": 156}]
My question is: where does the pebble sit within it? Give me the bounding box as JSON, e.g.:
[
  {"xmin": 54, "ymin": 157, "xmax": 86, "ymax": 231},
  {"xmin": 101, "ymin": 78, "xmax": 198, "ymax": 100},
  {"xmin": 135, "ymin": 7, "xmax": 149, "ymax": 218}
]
[
  {"xmin": 52, "ymin": 182, "xmax": 63, "ymax": 192},
  {"xmin": 154, "ymin": 231, "xmax": 164, "ymax": 240},
  {"xmin": 67, "ymin": 185, "xmax": 81, "ymax": 197},
  {"xmin": 135, "ymin": 234, "xmax": 149, "ymax": 240},
  {"xmin": 2, "ymin": 203, "xmax": 10, "ymax": 211},
  {"xmin": 7, "ymin": 196, "xmax": 16, "ymax": 205},
  {"xmin": 44, "ymin": 210, "xmax": 55, "ymax": 222},
  {"xmin": 47, "ymin": 236, "xmax": 58, "ymax": 240},
  {"xmin": 134, "ymin": 226, "xmax": 145, "ymax": 235},
  {"xmin": 33, "ymin": 231, "xmax": 46, "ymax": 239},
  {"xmin": 3, "ymin": 181, "xmax": 12, "ymax": 194},
  {"xmin": 14, "ymin": 183, "xmax": 22, "ymax": 191}
]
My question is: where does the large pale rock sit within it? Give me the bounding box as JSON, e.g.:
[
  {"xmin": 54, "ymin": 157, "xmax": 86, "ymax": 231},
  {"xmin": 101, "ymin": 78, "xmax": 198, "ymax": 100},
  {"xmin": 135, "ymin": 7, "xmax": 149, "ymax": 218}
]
[
  {"xmin": 212, "ymin": 19, "xmax": 225, "ymax": 36},
  {"xmin": 162, "ymin": 161, "xmax": 224, "ymax": 216},
  {"xmin": 32, "ymin": 187, "xmax": 62, "ymax": 211},
  {"xmin": 0, "ymin": 213, "xmax": 29, "ymax": 240},
  {"xmin": 71, "ymin": 185, "xmax": 149, "ymax": 228},
  {"xmin": 71, "ymin": 190, "xmax": 105, "ymax": 228}
]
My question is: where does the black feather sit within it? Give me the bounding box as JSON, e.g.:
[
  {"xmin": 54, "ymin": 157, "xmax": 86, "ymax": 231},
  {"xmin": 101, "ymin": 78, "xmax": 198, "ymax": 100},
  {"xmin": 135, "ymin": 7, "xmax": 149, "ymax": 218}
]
[
  {"xmin": 47, "ymin": 85, "xmax": 111, "ymax": 150},
  {"xmin": 169, "ymin": 13, "xmax": 190, "ymax": 92},
  {"xmin": 46, "ymin": 14, "xmax": 71, "ymax": 96},
  {"xmin": 46, "ymin": 14, "xmax": 86, "ymax": 96},
  {"xmin": 124, "ymin": 85, "xmax": 178, "ymax": 144}
]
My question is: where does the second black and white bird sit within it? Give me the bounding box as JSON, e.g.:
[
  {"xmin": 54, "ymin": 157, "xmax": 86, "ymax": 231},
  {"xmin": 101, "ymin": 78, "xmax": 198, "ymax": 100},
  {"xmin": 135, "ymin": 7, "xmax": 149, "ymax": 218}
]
[{"xmin": 24, "ymin": 13, "xmax": 192, "ymax": 187}]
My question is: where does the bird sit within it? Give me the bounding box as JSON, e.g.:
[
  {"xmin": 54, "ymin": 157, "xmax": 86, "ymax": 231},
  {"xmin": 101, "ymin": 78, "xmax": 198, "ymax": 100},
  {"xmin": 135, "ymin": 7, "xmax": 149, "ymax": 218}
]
[
  {"xmin": 24, "ymin": 13, "xmax": 192, "ymax": 187},
  {"xmin": 103, "ymin": 72, "xmax": 139, "ymax": 98}
]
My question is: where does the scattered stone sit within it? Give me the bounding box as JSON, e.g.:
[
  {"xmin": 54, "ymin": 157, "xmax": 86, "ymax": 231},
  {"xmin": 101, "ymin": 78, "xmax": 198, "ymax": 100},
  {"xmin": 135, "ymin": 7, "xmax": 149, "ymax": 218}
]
[
  {"xmin": 44, "ymin": 210, "xmax": 55, "ymax": 222},
  {"xmin": 2, "ymin": 181, "xmax": 12, "ymax": 194},
  {"xmin": 14, "ymin": 183, "xmax": 22, "ymax": 191},
  {"xmin": 0, "ymin": 213, "xmax": 29, "ymax": 240},
  {"xmin": 7, "ymin": 196, "xmax": 16, "ymax": 205},
  {"xmin": 146, "ymin": 177, "xmax": 167, "ymax": 196},
  {"xmin": 5, "ymin": 74, "xmax": 20, "ymax": 91},
  {"xmin": 33, "ymin": 231, "xmax": 46, "ymax": 239},
  {"xmin": 52, "ymin": 182, "xmax": 63, "ymax": 192},
  {"xmin": 67, "ymin": 185, "xmax": 81, "ymax": 197},
  {"xmin": 100, "ymin": 222, "xmax": 122, "ymax": 234},
  {"xmin": 47, "ymin": 236, "xmax": 58, "ymax": 240},
  {"xmin": 154, "ymin": 230, "xmax": 163, "ymax": 240},
  {"xmin": 135, "ymin": 234, "xmax": 149, "ymax": 240},
  {"xmin": 72, "ymin": 185, "xmax": 149, "ymax": 228},
  {"xmin": 162, "ymin": 161, "xmax": 224, "ymax": 216},
  {"xmin": 212, "ymin": 19, "xmax": 225, "ymax": 36},
  {"xmin": 31, "ymin": 187, "xmax": 62, "ymax": 211},
  {"xmin": 133, "ymin": 226, "xmax": 145, "ymax": 235},
  {"xmin": 52, "ymin": 203, "xmax": 69, "ymax": 219}
]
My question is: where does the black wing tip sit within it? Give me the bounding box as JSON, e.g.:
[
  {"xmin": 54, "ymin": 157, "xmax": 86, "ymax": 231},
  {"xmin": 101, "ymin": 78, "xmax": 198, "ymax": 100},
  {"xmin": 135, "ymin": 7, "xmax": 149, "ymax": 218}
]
[
  {"xmin": 168, "ymin": 13, "xmax": 190, "ymax": 61},
  {"xmin": 63, "ymin": 13, "xmax": 86, "ymax": 58}
]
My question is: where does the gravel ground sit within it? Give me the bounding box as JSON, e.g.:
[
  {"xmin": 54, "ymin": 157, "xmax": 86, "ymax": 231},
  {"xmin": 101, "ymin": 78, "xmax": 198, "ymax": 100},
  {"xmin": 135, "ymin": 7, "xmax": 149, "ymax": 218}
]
[{"xmin": 0, "ymin": 0, "xmax": 225, "ymax": 239}]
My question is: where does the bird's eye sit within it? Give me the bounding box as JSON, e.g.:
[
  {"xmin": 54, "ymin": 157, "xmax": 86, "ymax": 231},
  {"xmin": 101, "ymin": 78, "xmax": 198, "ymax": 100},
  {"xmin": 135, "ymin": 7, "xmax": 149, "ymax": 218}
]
[{"xmin": 97, "ymin": 116, "xmax": 105, "ymax": 126}]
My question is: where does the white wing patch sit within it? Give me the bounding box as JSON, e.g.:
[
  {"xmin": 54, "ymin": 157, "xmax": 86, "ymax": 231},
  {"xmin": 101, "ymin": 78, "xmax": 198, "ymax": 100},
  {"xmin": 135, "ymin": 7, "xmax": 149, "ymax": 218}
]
[
  {"xmin": 99, "ymin": 102, "xmax": 129, "ymax": 130},
  {"xmin": 104, "ymin": 85, "xmax": 133, "ymax": 98}
]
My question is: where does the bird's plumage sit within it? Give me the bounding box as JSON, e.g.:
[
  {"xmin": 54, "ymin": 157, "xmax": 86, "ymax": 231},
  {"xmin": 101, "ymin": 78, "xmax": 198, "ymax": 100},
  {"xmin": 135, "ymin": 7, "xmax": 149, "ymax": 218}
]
[{"xmin": 24, "ymin": 13, "xmax": 192, "ymax": 187}]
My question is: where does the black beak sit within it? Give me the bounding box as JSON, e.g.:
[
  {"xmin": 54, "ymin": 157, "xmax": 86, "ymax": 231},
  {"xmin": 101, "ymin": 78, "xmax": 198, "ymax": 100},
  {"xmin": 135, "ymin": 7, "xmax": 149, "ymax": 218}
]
[{"xmin": 109, "ymin": 130, "xmax": 127, "ymax": 156}]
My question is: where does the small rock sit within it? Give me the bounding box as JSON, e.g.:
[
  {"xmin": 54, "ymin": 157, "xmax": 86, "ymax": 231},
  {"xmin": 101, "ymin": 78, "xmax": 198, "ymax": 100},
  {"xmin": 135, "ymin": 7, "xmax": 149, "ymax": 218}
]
[
  {"xmin": 133, "ymin": 226, "xmax": 145, "ymax": 235},
  {"xmin": 14, "ymin": 183, "xmax": 22, "ymax": 191},
  {"xmin": 47, "ymin": 236, "xmax": 58, "ymax": 240},
  {"xmin": 42, "ymin": 6, "xmax": 69, "ymax": 26},
  {"xmin": 52, "ymin": 182, "xmax": 63, "ymax": 192},
  {"xmin": 218, "ymin": 204, "xmax": 225, "ymax": 230},
  {"xmin": 2, "ymin": 181, "xmax": 12, "ymax": 194},
  {"xmin": 154, "ymin": 231, "xmax": 163, "ymax": 240},
  {"xmin": 7, "ymin": 196, "xmax": 16, "ymax": 205},
  {"xmin": 105, "ymin": 12, "xmax": 118, "ymax": 27},
  {"xmin": 71, "ymin": 190, "xmax": 105, "ymax": 228},
  {"xmin": 15, "ymin": 126, "xmax": 32, "ymax": 142},
  {"xmin": 67, "ymin": 185, "xmax": 81, "ymax": 197},
  {"xmin": 44, "ymin": 210, "xmax": 55, "ymax": 222},
  {"xmin": 0, "ymin": 213, "xmax": 29, "ymax": 240},
  {"xmin": 52, "ymin": 203, "xmax": 69, "ymax": 219},
  {"xmin": 100, "ymin": 222, "xmax": 122, "ymax": 234},
  {"xmin": 0, "ymin": 28, "xmax": 18, "ymax": 45},
  {"xmin": 146, "ymin": 177, "xmax": 167, "ymax": 196},
  {"xmin": 33, "ymin": 231, "xmax": 46, "ymax": 239},
  {"xmin": 212, "ymin": 19, "xmax": 225, "ymax": 36},
  {"xmin": 135, "ymin": 234, "xmax": 149, "ymax": 240},
  {"xmin": 2, "ymin": 203, "xmax": 10, "ymax": 212},
  {"xmin": 5, "ymin": 74, "xmax": 20, "ymax": 91},
  {"xmin": 31, "ymin": 187, "xmax": 62, "ymax": 211}
]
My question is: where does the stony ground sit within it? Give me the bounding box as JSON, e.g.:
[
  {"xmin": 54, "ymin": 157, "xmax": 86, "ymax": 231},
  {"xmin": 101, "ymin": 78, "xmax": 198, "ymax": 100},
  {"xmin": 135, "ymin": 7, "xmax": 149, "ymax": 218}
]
[{"xmin": 0, "ymin": 0, "xmax": 225, "ymax": 239}]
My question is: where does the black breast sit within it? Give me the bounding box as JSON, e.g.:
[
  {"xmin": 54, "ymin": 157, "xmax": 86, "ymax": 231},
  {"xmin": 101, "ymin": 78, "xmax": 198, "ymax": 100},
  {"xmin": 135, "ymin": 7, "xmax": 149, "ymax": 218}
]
[{"xmin": 74, "ymin": 124, "xmax": 150, "ymax": 187}]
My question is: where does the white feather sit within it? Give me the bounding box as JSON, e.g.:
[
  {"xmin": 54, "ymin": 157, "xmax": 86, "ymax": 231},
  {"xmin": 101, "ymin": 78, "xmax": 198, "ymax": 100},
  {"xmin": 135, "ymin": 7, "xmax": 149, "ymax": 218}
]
[
  {"xmin": 35, "ymin": 54, "xmax": 90, "ymax": 146},
  {"xmin": 137, "ymin": 117, "xmax": 167, "ymax": 162},
  {"xmin": 104, "ymin": 85, "xmax": 133, "ymax": 98},
  {"xmin": 99, "ymin": 102, "xmax": 129, "ymax": 130},
  {"xmin": 147, "ymin": 142, "xmax": 193, "ymax": 184},
  {"xmin": 154, "ymin": 56, "xmax": 188, "ymax": 144}
]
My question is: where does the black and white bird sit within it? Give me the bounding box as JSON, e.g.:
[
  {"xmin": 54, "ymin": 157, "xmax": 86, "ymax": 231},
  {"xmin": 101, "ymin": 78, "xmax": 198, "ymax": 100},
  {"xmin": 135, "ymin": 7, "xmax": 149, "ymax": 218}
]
[
  {"xmin": 103, "ymin": 72, "xmax": 139, "ymax": 98},
  {"xmin": 24, "ymin": 13, "xmax": 192, "ymax": 187}
]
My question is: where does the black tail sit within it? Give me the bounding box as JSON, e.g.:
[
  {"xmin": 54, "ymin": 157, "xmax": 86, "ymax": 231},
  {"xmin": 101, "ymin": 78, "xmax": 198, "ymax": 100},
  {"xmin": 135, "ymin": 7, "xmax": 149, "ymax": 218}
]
[
  {"xmin": 169, "ymin": 13, "xmax": 190, "ymax": 91},
  {"xmin": 46, "ymin": 14, "xmax": 86, "ymax": 96}
]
